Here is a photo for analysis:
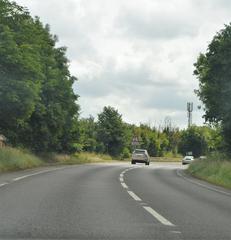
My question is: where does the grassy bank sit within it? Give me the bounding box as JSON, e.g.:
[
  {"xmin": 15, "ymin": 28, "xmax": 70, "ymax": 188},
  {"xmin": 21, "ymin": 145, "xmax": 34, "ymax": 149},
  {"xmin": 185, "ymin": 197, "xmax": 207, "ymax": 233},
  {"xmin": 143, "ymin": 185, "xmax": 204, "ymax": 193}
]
[
  {"xmin": 151, "ymin": 157, "xmax": 182, "ymax": 162},
  {"xmin": 0, "ymin": 147, "xmax": 43, "ymax": 172},
  {"xmin": 0, "ymin": 148, "xmax": 115, "ymax": 173},
  {"xmin": 187, "ymin": 159, "xmax": 231, "ymax": 189},
  {"xmin": 49, "ymin": 152, "xmax": 113, "ymax": 165}
]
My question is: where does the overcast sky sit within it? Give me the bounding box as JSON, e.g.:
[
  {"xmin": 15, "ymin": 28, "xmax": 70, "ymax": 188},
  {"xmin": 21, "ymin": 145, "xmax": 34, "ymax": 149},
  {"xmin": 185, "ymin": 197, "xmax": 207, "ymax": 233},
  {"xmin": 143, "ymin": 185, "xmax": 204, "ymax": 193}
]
[{"xmin": 15, "ymin": 0, "xmax": 231, "ymax": 128}]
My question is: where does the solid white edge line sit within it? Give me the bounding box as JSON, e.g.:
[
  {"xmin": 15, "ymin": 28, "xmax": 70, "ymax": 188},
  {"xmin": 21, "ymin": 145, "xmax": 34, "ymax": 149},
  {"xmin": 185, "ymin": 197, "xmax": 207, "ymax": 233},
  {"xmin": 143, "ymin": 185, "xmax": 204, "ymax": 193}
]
[
  {"xmin": 121, "ymin": 182, "xmax": 128, "ymax": 189},
  {"xmin": 12, "ymin": 168, "xmax": 64, "ymax": 182},
  {"xmin": 127, "ymin": 191, "xmax": 142, "ymax": 201},
  {"xmin": 143, "ymin": 206, "xmax": 175, "ymax": 226},
  {"xmin": 120, "ymin": 177, "xmax": 124, "ymax": 182},
  {"xmin": 176, "ymin": 169, "xmax": 231, "ymax": 197}
]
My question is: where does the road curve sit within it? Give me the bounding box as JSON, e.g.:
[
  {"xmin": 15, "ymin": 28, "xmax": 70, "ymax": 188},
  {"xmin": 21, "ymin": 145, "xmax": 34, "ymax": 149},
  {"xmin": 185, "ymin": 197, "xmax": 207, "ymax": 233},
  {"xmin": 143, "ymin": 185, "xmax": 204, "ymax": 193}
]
[{"xmin": 0, "ymin": 163, "xmax": 230, "ymax": 239}]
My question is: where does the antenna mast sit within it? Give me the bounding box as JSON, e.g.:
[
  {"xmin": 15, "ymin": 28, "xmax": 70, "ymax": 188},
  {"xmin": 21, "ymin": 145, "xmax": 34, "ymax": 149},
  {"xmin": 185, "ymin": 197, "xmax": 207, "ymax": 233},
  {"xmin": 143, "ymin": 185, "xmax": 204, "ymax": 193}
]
[{"xmin": 187, "ymin": 102, "xmax": 193, "ymax": 128}]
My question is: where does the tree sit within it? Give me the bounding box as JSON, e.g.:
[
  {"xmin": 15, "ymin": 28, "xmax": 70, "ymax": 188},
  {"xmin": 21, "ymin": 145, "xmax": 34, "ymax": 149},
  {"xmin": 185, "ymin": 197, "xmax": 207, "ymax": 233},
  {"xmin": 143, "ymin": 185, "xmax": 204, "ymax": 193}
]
[
  {"xmin": 178, "ymin": 126, "xmax": 221, "ymax": 157},
  {"xmin": 163, "ymin": 125, "xmax": 180, "ymax": 156},
  {"xmin": 97, "ymin": 106, "xmax": 126, "ymax": 156},
  {"xmin": 194, "ymin": 23, "xmax": 231, "ymax": 152},
  {"xmin": 0, "ymin": 0, "xmax": 79, "ymax": 153},
  {"xmin": 0, "ymin": 2, "xmax": 41, "ymax": 145},
  {"xmin": 138, "ymin": 124, "xmax": 160, "ymax": 157},
  {"xmin": 77, "ymin": 116, "xmax": 98, "ymax": 152}
]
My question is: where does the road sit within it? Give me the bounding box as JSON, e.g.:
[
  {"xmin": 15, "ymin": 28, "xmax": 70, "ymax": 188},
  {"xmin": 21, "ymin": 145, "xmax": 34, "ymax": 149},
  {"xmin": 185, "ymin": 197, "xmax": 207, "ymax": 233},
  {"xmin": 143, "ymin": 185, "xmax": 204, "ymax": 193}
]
[{"xmin": 0, "ymin": 162, "xmax": 231, "ymax": 239}]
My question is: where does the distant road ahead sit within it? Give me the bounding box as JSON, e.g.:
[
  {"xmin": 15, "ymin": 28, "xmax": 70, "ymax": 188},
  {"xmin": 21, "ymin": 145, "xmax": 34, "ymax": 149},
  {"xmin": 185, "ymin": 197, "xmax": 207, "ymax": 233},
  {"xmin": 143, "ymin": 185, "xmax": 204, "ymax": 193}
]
[{"xmin": 0, "ymin": 163, "xmax": 230, "ymax": 239}]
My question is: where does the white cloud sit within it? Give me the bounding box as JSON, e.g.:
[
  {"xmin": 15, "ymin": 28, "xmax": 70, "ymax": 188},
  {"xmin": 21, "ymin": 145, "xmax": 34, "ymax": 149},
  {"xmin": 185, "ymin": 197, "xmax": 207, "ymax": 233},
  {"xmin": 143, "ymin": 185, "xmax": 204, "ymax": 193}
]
[{"xmin": 15, "ymin": 0, "xmax": 231, "ymax": 128}]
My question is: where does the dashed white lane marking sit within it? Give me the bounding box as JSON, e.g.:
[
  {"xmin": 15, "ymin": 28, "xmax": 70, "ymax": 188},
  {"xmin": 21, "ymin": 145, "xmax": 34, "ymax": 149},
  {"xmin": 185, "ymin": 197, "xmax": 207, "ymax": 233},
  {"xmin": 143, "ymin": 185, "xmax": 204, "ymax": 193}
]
[
  {"xmin": 176, "ymin": 169, "xmax": 231, "ymax": 197},
  {"xmin": 127, "ymin": 191, "xmax": 142, "ymax": 201},
  {"xmin": 0, "ymin": 183, "xmax": 8, "ymax": 188},
  {"xmin": 143, "ymin": 206, "xmax": 175, "ymax": 226},
  {"xmin": 121, "ymin": 182, "xmax": 128, "ymax": 189},
  {"xmin": 119, "ymin": 167, "xmax": 175, "ymax": 227}
]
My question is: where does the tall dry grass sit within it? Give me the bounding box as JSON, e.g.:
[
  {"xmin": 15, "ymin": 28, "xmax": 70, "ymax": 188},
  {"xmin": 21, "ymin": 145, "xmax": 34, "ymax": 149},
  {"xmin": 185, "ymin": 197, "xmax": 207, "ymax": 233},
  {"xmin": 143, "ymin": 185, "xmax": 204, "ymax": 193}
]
[{"xmin": 0, "ymin": 147, "xmax": 43, "ymax": 172}]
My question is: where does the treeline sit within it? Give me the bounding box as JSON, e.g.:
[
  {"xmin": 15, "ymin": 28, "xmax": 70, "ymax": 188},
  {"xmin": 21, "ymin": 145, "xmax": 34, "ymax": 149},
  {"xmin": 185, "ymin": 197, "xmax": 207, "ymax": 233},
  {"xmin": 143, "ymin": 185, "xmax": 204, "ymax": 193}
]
[{"xmin": 77, "ymin": 106, "xmax": 221, "ymax": 158}]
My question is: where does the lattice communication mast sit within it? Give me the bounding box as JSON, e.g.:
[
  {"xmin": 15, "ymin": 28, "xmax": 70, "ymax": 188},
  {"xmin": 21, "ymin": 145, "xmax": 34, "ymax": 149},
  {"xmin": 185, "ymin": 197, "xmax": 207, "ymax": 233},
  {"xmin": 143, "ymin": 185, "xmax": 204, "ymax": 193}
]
[{"xmin": 187, "ymin": 102, "xmax": 193, "ymax": 128}]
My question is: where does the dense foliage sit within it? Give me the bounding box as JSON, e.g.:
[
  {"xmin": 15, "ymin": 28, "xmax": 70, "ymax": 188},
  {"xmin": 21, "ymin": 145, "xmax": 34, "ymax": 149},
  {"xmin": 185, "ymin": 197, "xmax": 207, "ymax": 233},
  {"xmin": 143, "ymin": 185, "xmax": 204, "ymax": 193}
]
[
  {"xmin": 178, "ymin": 126, "xmax": 222, "ymax": 157},
  {"xmin": 194, "ymin": 24, "xmax": 231, "ymax": 153},
  {"xmin": 97, "ymin": 106, "xmax": 126, "ymax": 156},
  {"xmin": 76, "ymin": 107, "xmax": 221, "ymax": 158},
  {"xmin": 0, "ymin": 0, "xmax": 79, "ymax": 153}
]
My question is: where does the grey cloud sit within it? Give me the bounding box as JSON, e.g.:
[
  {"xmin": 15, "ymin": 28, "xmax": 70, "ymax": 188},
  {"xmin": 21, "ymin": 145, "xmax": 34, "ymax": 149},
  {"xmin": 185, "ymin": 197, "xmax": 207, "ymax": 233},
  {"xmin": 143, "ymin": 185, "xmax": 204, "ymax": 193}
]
[
  {"xmin": 111, "ymin": 67, "xmax": 179, "ymax": 88},
  {"xmin": 116, "ymin": 8, "xmax": 198, "ymax": 40},
  {"xmin": 17, "ymin": 0, "xmax": 97, "ymax": 59},
  {"xmin": 193, "ymin": 0, "xmax": 231, "ymax": 8},
  {"xmin": 141, "ymin": 87, "xmax": 196, "ymax": 111},
  {"xmin": 76, "ymin": 63, "xmax": 190, "ymax": 118}
]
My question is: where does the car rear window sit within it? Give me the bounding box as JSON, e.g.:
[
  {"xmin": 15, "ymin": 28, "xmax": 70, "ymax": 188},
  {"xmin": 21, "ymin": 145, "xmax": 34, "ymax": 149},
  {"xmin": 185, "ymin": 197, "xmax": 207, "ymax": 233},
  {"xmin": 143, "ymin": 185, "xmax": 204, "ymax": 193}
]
[{"xmin": 134, "ymin": 150, "xmax": 145, "ymax": 154}]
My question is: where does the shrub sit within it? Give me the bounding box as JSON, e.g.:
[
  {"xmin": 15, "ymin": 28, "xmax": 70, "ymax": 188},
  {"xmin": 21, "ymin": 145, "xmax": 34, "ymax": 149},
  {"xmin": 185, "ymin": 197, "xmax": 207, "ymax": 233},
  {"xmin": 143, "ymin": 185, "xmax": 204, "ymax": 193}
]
[{"xmin": 121, "ymin": 148, "xmax": 131, "ymax": 159}]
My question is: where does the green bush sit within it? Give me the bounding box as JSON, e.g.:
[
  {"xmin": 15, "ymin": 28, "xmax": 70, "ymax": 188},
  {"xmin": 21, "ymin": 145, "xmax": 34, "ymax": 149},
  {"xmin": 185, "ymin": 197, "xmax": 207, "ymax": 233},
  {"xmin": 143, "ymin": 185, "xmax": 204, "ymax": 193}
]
[
  {"xmin": 121, "ymin": 148, "xmax": 131, "ymax": 159},
  {"xmin": 163, "ymin": 151, "xmax": 182, "ymax": 158}
]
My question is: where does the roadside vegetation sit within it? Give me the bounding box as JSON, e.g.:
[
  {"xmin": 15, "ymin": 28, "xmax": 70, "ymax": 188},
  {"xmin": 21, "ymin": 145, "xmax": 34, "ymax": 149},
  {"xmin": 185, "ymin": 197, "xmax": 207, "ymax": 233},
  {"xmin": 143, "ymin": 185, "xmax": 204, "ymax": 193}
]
[
  {"xmin": 151, "ymin": 157, "xmax": 182, "ymax": 162},
  {"xmin": 47, "ymin": 152, "xmax": 113, "ymax": 165},
  {"xmin": 187, "ymin": 23, "xmax": 231, "ymax": 188},
  {"xmin": 0, "ymin": 147, "xmax": 115, "ymax": 172},
  {"xmin": 187, "ymin": 157, "xmax": 231, "ymax": 189},
  {"xmin": 194, "ymin": 25, "xmax": 231, "ymax": 153},
  {"xmin": 0, "ymin": 147, "xmax": 42, "ymax": 172}
]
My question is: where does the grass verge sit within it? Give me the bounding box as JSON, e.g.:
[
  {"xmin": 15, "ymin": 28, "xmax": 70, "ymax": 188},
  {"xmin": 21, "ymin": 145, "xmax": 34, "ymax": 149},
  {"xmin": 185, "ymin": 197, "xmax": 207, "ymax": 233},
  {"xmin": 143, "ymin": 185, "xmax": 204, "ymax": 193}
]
[
  {"xmin": 0, "ymin": 148, "xmax": 115, "ymax": 173},
  {"xmin": 187, "ymin": 159, "xmax": 231, "ymax": 189},
  {"xmin": 151, "ymin": 157, "xmax": 182, "ymax": 162},
  {"xmin": 49, "ymin": 152, "xmax": 113, "ymax": 165},
  {"xmin": 0, "ymin": 147, "xmax": 43, "ymax": 172}
]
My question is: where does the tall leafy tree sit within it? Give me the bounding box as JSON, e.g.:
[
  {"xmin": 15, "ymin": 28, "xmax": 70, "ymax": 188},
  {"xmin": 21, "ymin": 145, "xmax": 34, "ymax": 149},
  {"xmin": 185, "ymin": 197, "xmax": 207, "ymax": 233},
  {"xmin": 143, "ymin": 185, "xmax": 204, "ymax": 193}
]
[
  {"xmin": 178, "ymin": 126, "xmax": 208, "ymax": 157},
  {"xmin": 97, "ymin": 106, "xmax": 126, "ymax": 156},
  {"xmin": 178, "ymin": 126, "xmax": 220, "ymax": 157},
  {"xmin": 194, "ymin": 24, "xmax": 231, "ymax": 152},
  {"xmin": 0, "ymin": 1, "xmax": 41, "ymax": 144},
  {"xmin": 0, "ymin": 0, "xmax": 79, "ymax": 152},
  {"xmin": 77, "ymin": 116, "xmax": 98, "ymax": 152}
]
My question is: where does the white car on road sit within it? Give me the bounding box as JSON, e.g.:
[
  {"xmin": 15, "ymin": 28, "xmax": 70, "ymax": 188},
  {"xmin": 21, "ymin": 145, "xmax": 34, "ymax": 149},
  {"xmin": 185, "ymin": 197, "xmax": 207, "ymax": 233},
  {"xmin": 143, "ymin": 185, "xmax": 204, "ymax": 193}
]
[
  {"xmin": 182, "ymin": 155, "xmax": 194, "ymax": 165},
  {"xmin": 131, "ymin": 149, "xmax": 150, "ymax": 165}
]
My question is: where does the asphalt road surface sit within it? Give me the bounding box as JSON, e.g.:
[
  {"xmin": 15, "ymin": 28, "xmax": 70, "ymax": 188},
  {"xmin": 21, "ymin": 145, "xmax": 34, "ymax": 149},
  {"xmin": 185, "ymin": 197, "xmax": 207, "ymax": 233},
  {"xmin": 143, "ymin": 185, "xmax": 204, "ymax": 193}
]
[{"xmin": 0, "ymin": 162, "xmax": 231, "ymax": 240}]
